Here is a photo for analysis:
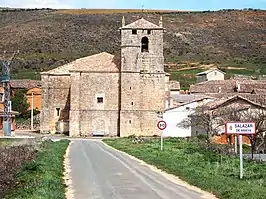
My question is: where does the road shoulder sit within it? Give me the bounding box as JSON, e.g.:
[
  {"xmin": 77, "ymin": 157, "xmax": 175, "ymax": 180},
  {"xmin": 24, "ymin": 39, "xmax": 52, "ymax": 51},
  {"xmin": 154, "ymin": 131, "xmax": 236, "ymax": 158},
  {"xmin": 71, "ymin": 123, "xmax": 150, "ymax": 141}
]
[{"xmin": 101, "ymin": 140, "xmax": 218, "ymax": 199}]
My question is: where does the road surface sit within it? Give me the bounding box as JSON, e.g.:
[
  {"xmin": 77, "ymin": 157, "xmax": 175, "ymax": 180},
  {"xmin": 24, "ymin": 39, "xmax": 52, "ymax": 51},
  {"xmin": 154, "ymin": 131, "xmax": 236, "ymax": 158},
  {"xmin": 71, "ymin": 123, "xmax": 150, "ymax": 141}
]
[{"xmin": 68, "ymin": 140, "xmax": 214, "ymax": 199}]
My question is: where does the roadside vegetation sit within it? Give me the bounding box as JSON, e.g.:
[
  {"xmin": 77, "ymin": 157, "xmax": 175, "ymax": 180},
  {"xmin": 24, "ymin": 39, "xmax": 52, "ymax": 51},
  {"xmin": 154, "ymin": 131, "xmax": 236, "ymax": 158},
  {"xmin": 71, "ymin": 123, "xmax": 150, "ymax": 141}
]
[
  {"xmin": 103, "ymin": 137, "xmax": 266, "ymax": 199},
  {"xmin": 1, "ymin": 138, "xmax": 69, "ymax": 199},
  {"xmin": 0, "ymin": 139, "xmax": 38, "ymax": 198}
]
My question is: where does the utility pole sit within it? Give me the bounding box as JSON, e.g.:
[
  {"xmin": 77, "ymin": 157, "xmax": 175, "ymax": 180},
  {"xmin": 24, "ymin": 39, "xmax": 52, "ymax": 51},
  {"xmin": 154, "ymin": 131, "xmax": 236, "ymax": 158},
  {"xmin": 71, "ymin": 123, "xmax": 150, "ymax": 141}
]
[
  {"xmin": 31, "ymin": 91, "xmax": 34, "ymax": 130},
  {"xmin": 1, "ymin": 50, "xmax": 19, "ymax": 136}
]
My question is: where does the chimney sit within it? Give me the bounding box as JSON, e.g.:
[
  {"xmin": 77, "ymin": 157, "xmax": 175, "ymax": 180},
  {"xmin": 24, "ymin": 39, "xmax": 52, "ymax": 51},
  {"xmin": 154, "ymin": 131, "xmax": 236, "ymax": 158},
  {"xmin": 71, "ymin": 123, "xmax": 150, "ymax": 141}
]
[
  {"xmin": 122, "ymin": 16, "xmax": 125, "ymax": 27},
  {"xmin": 159, "ymin": 16, "xmax": 163, "ymax": 27}
]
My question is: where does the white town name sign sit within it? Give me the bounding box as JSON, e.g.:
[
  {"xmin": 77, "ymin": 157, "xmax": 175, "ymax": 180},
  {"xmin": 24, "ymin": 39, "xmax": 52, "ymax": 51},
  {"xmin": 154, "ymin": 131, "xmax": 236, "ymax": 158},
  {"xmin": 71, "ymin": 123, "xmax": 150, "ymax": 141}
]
[{"xmin": 225, "ymin": 122, "xmax": 256, "ymax": 135}]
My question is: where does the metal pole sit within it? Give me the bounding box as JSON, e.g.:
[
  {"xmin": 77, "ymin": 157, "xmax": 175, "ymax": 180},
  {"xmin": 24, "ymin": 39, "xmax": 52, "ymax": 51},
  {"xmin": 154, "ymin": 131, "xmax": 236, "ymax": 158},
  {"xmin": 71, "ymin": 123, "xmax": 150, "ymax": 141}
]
[
  {"xmin": 2, "ymin": 50, "xmax": 18, "ymax": 136},
  {"xmin": 235, "ymin": 135, "xmax": 238, "ymax": 154},
  {"xmin": 160, "ymin": 131, "xmax": 163, "ymax": 151},
  {"xmin": 239, "ymin": 135, "xmax": 243, "ymax": 179},
  {"xmin": 31, "ymin": 92, "xmax": 34, "ymax": 130}
]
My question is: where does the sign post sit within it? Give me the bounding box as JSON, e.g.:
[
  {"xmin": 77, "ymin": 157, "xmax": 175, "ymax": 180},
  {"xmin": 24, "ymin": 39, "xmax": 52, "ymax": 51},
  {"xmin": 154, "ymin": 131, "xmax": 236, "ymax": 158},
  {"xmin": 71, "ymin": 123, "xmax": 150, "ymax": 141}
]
[
  {"xmin": 239, "ymin": 135, "xmax": 243, "ymax": 179},
  {"xmin": 157, "ymin": 120, "xmax": 167, "ymax": 151},
  {"xmin": 225, "ymin": 122, "xmax": 256, "ymax": 179}
]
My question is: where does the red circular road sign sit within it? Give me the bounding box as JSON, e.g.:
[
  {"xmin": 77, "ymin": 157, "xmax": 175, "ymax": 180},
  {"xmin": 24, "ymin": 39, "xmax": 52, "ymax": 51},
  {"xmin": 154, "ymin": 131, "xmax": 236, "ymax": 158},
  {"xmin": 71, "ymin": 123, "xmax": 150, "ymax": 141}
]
[{"xmin": 157, "ymin": 120, "xmax": 167, "ymax": 130}]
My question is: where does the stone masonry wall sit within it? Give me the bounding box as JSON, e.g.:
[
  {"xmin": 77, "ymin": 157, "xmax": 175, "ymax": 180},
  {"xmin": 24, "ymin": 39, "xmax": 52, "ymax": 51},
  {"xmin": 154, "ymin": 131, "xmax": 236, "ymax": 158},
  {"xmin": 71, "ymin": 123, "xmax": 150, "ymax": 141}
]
[
  {"xmin": 120, "ymin": 25, "xmax": 165, "ymax": 137},
  {"xmin": 70, "ymin": 72, "xmax": 119, "ymax": 137},
  {"xmin": 40, "ymin": 74, "xmax": 70, "ymax": 134}
]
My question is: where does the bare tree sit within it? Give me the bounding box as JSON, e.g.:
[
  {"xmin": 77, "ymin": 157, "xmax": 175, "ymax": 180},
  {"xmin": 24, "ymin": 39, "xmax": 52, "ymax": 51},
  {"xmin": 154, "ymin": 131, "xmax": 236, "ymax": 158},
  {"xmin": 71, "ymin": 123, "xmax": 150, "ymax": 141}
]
[
  {"xmin": 178, "ymin": 104, "xmax": 266, "ymax": 157},
  {"xmin": 177, "ymin": 105, "xmax": 223, "ymax": 144}
]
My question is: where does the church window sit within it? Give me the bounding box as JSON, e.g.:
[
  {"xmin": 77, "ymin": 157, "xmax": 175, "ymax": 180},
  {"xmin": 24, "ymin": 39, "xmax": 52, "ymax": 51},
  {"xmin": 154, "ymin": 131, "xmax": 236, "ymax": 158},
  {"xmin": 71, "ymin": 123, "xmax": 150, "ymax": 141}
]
[
  {"xmin": 132, "ymin": 30, "xmax": 137, "ymax": 34},
  {"xmin": 131, "ymin": 102, "xmax": 134, "ymax": 105},
  {"xmin": 129, "ymin": 120, "xmax": 132, "ymax": 124},
  {"xmin": 147, "ymin": 30, "xmax": 151, "ymax": 34},
  {"xmin": 141, "ymin": 37, "xmax": 149, "ymax": 52},
  {"xmin": 56, "ymin": 108, "xmax": 60, "ymax": 117},
  {"xmin": 97, "ymin": 97, "xmax": 104, "ymax": 103}
]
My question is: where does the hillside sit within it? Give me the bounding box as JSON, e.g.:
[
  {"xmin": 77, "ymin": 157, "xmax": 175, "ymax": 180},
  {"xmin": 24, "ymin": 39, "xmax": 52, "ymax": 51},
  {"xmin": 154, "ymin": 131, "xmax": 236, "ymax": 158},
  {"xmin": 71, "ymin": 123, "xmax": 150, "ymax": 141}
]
[{"xmin": 0, "ymin": 9, "xmax": 266, "ymax": 86}]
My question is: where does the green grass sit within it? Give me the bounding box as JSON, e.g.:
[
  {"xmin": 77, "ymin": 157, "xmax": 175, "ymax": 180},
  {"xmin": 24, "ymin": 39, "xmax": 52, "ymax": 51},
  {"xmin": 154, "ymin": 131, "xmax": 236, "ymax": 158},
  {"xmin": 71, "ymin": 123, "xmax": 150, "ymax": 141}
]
[
  {"xmin": 169, "ymin": 69, "xmax": 205, "ymax": 88},
  {"xmin": 11, "ymin": 69, "xmax": 41, "ymax": 80},
  {"xmin": 103, "ymin": 137, "xmax": 266, "ymax": 199},
  {"xmin": 4, "ymin": 139, "xmax": 70, "ymax": 199}
]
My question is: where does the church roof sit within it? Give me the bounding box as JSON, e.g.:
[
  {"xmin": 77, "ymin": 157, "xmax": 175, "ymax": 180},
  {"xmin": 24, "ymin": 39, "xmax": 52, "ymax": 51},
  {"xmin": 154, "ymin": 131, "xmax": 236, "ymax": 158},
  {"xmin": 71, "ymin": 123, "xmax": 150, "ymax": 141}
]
[
  {"xmin": 41, "ymin": 52, "xmax": 119, "ymax": 75},
  {"xmin": 121, "ymin": 18, "xmax": 163, "ymax": 29}
]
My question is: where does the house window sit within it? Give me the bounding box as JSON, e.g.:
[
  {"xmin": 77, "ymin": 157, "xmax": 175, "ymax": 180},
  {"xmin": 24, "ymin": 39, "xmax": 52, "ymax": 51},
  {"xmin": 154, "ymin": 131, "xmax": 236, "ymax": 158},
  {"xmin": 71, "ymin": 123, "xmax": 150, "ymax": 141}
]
[
  {"xmin": 147, "ymin": 30, "xmax": 151, "ymax": 34},
  {"xmin": 132, "ymin": 30, "xmax": 137, "ymax": 34},
  {"xmin": 214, "ymin": 72, "xmax": 217, "ymax": 75},
  {"xmin": 141, "ymin": 37, "xmax": 149, "ymax": 52},
  {"xmin": 129, "ymin": 120, "xmax": 132, "ymax": 124},
  {"xmin": 131, "ymin": 102, "xmax": 134, "ymax": 105},
  {"xmin": 56, "ymin": 108, "xmax": 60, "ymax": 117},
  {"xmin": 97, "ymin": 97, "xmax": 103, "ymax": 103},
  {"xmin": 130, "ymin": 86, "xmax": 132, "ymax": 90},
  {"xmin": 186, "ymin": 107, "xmax": 190, "ymax": 110}
]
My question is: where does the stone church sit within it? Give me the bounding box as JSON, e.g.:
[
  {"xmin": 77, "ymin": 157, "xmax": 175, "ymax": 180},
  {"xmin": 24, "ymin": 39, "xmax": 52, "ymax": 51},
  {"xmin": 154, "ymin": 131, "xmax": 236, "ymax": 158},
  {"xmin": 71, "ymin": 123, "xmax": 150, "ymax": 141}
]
[{"xmin": 40, "ymin": 17, "xmax": 170, "ymax": 137}]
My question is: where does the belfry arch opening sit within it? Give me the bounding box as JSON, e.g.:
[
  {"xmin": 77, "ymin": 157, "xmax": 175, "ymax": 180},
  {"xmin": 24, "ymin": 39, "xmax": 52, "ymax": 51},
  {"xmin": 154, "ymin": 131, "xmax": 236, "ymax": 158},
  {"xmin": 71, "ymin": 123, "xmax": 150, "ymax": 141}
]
[{"xmin": 141, "ymin": 37, "xmax": 149, "ymax": 52}]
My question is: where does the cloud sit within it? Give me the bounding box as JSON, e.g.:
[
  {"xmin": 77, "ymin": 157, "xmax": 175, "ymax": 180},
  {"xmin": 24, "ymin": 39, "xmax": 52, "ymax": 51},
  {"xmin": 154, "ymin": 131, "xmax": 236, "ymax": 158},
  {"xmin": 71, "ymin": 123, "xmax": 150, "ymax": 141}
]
[{"xmin": 0, "ymin": 0, "xmax": 73, "ymax": 8}]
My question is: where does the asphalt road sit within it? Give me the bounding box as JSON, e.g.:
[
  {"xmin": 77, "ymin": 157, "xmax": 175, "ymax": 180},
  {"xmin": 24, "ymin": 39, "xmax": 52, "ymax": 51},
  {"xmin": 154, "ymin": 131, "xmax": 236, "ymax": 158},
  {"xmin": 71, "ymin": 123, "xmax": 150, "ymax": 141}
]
[{"xmin": 68, "ymin": 140, "xmax": 212, "ymax": 199}]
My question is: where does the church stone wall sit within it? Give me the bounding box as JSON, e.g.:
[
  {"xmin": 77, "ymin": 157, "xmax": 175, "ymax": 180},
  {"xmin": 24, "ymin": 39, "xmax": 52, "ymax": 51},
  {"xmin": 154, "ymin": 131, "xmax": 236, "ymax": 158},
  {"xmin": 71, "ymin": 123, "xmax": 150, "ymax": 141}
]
[
  {"xmin": 40, "ymin": 75, "xmax": 70, "ymax": 134},
  {"xmin": 70, "ymin": 72, "xmax": 119, "ymax": 137},
  {"xmin": 120, "ymin": 22, "xmax": 165, "ymax": 137}
]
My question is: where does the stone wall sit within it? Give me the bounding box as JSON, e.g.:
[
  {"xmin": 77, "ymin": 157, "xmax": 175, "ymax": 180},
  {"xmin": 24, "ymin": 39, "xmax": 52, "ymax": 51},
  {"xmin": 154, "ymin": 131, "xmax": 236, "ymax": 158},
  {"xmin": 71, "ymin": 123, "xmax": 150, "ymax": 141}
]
[
  {"xmin": 40, "ymin": 74, "xmax": 70, "ymax": 134},
  {"xmin": 120, "ymin": 26, "xmax": 165, "ymax": 137},
  {"xmin": 70, "ymin": 72, "xmax": 119, "ymax": 137}
]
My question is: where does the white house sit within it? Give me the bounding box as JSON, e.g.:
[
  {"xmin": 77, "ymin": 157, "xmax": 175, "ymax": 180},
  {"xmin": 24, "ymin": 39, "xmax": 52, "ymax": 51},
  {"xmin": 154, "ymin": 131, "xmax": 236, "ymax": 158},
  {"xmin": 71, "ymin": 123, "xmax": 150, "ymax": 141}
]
[
  {"xmin": 196, "ymin": 68, "xmax": 225, "ymax": 83},
  {"xmin": 163, "ymin": 97, "xmax": 215, "ymax": 137}
]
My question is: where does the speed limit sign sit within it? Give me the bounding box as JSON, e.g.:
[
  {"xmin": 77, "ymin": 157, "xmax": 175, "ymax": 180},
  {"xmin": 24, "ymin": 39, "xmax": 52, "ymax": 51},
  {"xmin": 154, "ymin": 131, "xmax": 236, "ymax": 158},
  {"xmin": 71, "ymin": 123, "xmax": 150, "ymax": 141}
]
[{"xmin": 157, "ymin": 120, "xmax": 167, "ymax": 130}]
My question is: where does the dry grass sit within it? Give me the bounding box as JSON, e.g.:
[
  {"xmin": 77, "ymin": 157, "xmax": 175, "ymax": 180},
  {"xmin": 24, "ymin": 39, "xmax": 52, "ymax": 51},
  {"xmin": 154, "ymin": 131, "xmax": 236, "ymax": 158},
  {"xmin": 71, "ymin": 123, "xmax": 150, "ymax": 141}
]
[{"xmin": 55, "ymin": 9, "xmax": 188, "ymax": 15}]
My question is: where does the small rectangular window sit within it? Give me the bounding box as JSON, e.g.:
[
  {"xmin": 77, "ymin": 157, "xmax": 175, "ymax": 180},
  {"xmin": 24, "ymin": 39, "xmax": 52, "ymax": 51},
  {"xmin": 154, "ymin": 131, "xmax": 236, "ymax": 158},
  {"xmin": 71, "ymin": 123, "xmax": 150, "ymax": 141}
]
[
  {"xmin": 132, "ymin": 30, "xmax": 137, "ymax": 34},
  {"xmin": 131, "ymin": 102, "xmax": 134, "ymax": 105},
  {"xmin": 56, "ymin": 108, "xmax": 60, "ymax": 116},
  {"xmin": 147, "ymin": 30, "xmax": 151, "ymax": 34},
  {"xmin": 97, "ymin": 97, "xmax": 103, "ymax": 103}
]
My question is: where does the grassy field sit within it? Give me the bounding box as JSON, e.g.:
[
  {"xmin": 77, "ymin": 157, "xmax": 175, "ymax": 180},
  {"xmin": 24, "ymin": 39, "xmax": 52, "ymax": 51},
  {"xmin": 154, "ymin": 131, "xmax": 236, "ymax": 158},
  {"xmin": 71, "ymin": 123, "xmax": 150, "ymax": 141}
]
[
  {"xmin": 103, "ymin": 137, "xmax": 266, "ymax": 199},
  {"xmin": 11, "ymin": 69, "xmax": 41, "ymax": 80},
  {"xmin": 4, "ymin": 139, "xmax": 70, "ymax": 199}
]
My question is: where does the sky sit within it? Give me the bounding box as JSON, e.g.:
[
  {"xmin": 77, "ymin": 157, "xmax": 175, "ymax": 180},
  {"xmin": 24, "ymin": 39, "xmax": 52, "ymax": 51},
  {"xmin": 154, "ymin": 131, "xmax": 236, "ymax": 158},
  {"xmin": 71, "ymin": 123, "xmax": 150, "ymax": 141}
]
[{"xmin": 0, "ymin": 0, "xmax": 265, "ymax": 11}]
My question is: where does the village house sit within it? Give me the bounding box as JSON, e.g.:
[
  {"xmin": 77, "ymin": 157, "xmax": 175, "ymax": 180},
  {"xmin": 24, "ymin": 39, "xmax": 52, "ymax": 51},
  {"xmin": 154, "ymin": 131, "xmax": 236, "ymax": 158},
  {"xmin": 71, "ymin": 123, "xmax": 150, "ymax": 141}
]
[
  {"xmin": 0, "ymin": 83, "xmax": 30, "ymax": 135},
  {"xmin": 190, "ymin": 95, "xmax": 266, "ymax": 145},
  {"xmin": 169, "ymin": 80, "xmax": 181, "ymax": 95},
  {"xmin": 189, "ymin": 79, "xmax": 266, "ymax": 105},
  {"xmin": 163, "ymin": 97, "xmax": 215, "ymax": 137},
  {"xmin": 196, "ymin": 68, "xmax": 225, "ymax": 83},
  {"xmin": 10, "ymin": 79, "xmax": 42, "ymax": 111},
  {"xmin": 40, "ymin": 17, "xmax": 170, "ymax": 137},
  {"xmin": 0, "ymin": 79, "xmax": 42, "ymax": 111}
]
